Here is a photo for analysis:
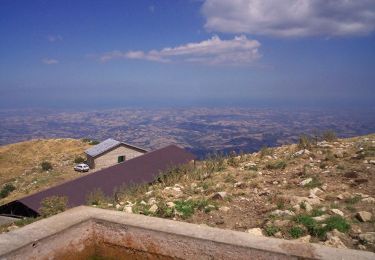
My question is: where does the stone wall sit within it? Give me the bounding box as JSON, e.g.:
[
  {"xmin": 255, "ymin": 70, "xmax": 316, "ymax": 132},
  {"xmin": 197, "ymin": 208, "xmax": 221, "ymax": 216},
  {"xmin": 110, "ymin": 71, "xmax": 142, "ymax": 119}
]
[{"xmin": 92, "ymin": 145, "xmax": 145, "ymax": 170}]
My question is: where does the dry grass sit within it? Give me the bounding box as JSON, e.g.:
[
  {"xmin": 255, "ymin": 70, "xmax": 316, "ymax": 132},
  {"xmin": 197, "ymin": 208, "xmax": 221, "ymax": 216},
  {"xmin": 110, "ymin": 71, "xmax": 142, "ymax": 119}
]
[{"xmin": 0, "ymin": 138, "xmax": 91, "ymax": 204}]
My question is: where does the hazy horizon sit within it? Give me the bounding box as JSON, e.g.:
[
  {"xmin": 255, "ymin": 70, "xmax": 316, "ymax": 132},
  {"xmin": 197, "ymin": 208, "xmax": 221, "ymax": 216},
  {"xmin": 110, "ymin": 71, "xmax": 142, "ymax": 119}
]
[{"xmin": 1, "ymin": 0, "xmax": 375, "ymax": 110}]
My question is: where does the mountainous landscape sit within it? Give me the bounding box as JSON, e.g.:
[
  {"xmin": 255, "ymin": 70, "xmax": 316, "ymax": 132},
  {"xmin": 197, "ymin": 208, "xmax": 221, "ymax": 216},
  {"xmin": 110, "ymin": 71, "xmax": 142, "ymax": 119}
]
[
  {"xmin": 1, "ymin": 107, "xmax": 374, "ymax": 158},
  {"xmin": 1, "ymin": 133, "xmax": 374, "ymax": 252}
]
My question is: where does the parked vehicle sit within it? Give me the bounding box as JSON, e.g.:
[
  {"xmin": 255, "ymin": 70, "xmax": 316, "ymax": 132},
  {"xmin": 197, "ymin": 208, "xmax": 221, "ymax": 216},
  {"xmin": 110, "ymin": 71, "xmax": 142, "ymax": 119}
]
[{"xmin": 74, "ymin": 163, "xmax": 89, "ymax": 172}]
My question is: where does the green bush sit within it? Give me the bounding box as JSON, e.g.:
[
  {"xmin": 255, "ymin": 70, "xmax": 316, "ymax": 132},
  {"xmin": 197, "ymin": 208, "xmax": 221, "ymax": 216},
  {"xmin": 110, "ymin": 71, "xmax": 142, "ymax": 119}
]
[
  {"xmin": 289, "ymin": 226, "xmax": 304, "ymax": 238},
  {"xmin": 174, "ymin": 199, "xmax": 210, "ymax": 219},
  {"xmin": 74, "ymin": 156, "xmax": 85, "ymax": 164},
  {"xmin": 41, "ymin": 161, "xmax": 52, "ymax": 171},
  {"xmin": 0, "ymin": 183, "xmax": 16, "ymax": 198},
  {"xmin": 324, "ymin": 216, "xmax": 350, "ymax": 233},
  {"xmin": 39, "ymin": 196, "xmax": 68, "ymax": 217},
  {"xmin": 265, "ymin": 226, "xmax": 279, "ymax": 236}
]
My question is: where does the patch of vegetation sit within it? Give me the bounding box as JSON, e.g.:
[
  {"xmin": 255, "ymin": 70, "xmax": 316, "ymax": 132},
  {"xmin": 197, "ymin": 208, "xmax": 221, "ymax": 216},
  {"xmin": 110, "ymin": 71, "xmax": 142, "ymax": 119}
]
[
  {"xmin": 322, "ymin": 130, "xmax": 337, "ymax": 142},
  {"xmin": 154, "ymin": 202, "xmax": 174, "ymax": 218},
  {"xmin": 227, "ymin": 151, "xmax": 240, "ymax": 167},
  {"xmin": 304, "ymin": 176, "xmax": 322, "ymax": 188},
  {"xmin": 298, "ymin": 134, "xmax": 313, "ymax": 150},
  {"xmin": 0, "ymin": 183, "xmax": 16, "ymax": 198},
  {"xmin": 74, "ymin": 156, "xmax": 86, "ymax": 164},
  {"xmin": 204, "ymin": 153, "xmax": 226, "ymax": 173},
  {"xmin": 86, "ymin": 188, "xmax": 107, "ymax": 206},
  {"xmin": 82, "ymin": 138, "xmax": 100, "ymax": 145},
  {"xmin": 289, "ymin": 226, "xmax": 305, "ymax": 238},
  {"xmin": 266, "ymin": 160, "xmax": 287, "ymax": 170},
  {"xmin": 310, "ymin": 208, "xmax": 324, "ymax": 217},
  {"xmin": 324, "ymin": 216, "xmax": 350, "ymax": 233},
  {"xmin": 224, "ymin": 174, "xmax": 236, "ymax": 183},
  {"xmin": 41, "ymin": 161, "xmax": 52, "ymax": 171},
  {"xmin": 265, "ymin": 225, "xmax": 279, "ymax": 236},
  {"xmin": 345, "ymin": 195, "xmax": 361, "ymax": 205},
  {"xmin": 244, "ymin": 165, "xmax": 258, "ymax": 171},
  {"xmin": 39, "ymin": 196, "xmax": 68, "ymax": 217},
  {"xmin": 260, "ymin": 146, "xmax": 273, "ymax": 158},
  {"xmin": 174, "ymin": 199, "xmax": 211, "ymax": 219},
  {"xmin": 295, "ymin": 214, "xmax": 350, "ymax": 239}
]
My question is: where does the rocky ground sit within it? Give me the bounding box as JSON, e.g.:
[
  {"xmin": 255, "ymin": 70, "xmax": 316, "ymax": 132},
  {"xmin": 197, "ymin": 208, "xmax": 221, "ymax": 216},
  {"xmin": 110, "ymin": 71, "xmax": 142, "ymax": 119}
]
[
  {"xmin": 1, "ymin": 134, "xmax": 374, "ymax": 253},
  {"xmin": 103, "ymin": 134, "xmax": 375, "ymax": 252}
]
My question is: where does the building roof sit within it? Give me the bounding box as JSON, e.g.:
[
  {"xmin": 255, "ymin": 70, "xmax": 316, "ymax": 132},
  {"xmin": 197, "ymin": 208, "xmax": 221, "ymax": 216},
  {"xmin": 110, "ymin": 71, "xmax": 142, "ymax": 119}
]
[
  {"xmin": 85, "ymin": 138, "xmax": 147, "ymax": 157},
  {"xmin": 0, "ymin": 145, "xmax": 195, "ymax": 217}
]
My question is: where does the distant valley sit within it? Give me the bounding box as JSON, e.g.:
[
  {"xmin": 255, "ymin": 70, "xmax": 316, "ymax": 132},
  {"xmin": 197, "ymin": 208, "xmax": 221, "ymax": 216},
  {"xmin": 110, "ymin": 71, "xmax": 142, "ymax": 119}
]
[{"xmin": 1, "ymin": 107, "xmax": 374, "ymax": 158}]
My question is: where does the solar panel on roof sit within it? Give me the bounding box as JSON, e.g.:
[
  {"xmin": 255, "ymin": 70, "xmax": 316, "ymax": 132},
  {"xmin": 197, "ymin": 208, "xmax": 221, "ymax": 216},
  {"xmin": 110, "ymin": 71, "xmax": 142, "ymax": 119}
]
[{"xmin": 85, "ymin": 138, "xmax": 121, "ymax": 157}]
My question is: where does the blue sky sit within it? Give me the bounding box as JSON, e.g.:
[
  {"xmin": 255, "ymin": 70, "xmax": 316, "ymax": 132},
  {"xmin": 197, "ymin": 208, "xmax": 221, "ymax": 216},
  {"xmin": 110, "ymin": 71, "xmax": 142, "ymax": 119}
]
[{"xmin": 1, "ymin": 0, "xmax": 375, "ymax": 108}]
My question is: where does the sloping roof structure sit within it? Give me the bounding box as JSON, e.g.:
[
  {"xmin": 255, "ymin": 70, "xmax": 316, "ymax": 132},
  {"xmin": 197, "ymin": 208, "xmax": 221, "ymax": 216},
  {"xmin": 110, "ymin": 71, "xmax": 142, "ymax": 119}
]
[
  {"xmin": 85, "ymin": 138, "xmax": 148, "ymax": 157},
  {"xmin": 0, "ymin": 145, "xmax": 195, "ymax": 217}
]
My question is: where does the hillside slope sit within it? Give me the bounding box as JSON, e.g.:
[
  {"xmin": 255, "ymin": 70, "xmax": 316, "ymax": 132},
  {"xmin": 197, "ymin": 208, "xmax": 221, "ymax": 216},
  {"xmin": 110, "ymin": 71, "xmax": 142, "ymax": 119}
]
[
  {"xmin": 106, "ymin": 134, "xmax": 375, "ymax": 252},
  {"xmin": 0, "ymin": 139, "xmax": 91, "ymax": 204}
]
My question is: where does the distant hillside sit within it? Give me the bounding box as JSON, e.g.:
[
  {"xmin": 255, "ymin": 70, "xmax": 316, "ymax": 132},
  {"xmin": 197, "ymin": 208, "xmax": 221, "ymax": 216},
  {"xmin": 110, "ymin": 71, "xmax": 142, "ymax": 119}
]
[{"xmin": 0, "ymin": 139, "xmax": 91, "ymax": 204}]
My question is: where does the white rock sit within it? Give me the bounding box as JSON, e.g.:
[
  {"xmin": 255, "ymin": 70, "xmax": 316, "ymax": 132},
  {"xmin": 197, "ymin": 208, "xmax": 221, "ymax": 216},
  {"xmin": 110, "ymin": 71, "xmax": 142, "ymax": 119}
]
[
  {"xmin": 362, "ymin": 197, "xmax": 375, "ymax": 203},
  {"xmin": 313, "ymin": 215, "xmax": 330, "ymax": 222},
  {"xmin": 115, "ymin": 204, "xmax": 121, "ymax": 210},
  {"xmin": 148, "ymin": 197, "xmax": 157, "ymax": 205},
  {"xmin": 145, "ymin": 190, "xmax": 153, "ymax": 196},
  {"xmin": 149, "ymin": 204, "xmax": 158, "ymax": 213},
  {"xmin": 166, "ymin": 202, "xmax": 175, "ymax": 208},
  {"xmin": 323, "ymin": 236, "xmax": 347, "ymax": 249},
  {"xmin": 299, "ymin": 178, "xmax": 312, "ymax": 186},
  {"xmin": 123, "ymin": 206, "xmax": 133, "ymax": 214},
  {"xmin": 356, "ymin": 211, "xmax": 372, "ymax": 222},
  {"xmin": 246, "ymin": 228, "xmax": 264, "ymax": 236},
  {"xmin": 329, "ymin": 209, "xmax": 344, "ymax": 217},
  {"xmin": 219, "ymin": 206, "xmax": 230, "ymax": 213},
  {"xmin": 270, "ymin": 210, "xmax": 295, "ymax": 217},
  {"xmin": 297, "ymin": 235, "xmax": 311, "ymax": 243},
  {"xmin": 211, "ymin": 192, "xmax": 227, "ymax": 200},
  {"xmin": 107, "ymin": 203, "xmax": 113, "ymax": 207}
]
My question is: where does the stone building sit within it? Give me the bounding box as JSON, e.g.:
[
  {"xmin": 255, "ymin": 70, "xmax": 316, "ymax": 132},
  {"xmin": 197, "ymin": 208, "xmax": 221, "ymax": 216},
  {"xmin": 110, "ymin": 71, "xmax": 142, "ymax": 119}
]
[{"xmin": 85, "ymin": 138, "xmax": 147, "ymax": 169}]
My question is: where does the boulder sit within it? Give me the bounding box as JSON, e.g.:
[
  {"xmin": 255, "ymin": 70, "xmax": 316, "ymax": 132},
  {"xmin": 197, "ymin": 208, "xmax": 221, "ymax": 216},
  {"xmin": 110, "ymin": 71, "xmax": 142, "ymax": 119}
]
[
  {"xmin": 299, "ymin": 178, "xmax": 313, "ymax": 186},
  {"xmin": 359, "ymin": 232, "xmax": 375, "ymax": 244},
  {"xmin": 297, "ymin": 235, "xmax": 311, "ymax": 243},
  {"xmin": 149, "ymin": 204, "xmax": 158, "ymax": 213},
  {"xmin": 356, "ymin": 211, "xmax": 372, "ymax": 222},
  {"xmin": 329, "ymin": 209, "xmax": 345, "ymax": 217},
  {"xmin": 323, "ymin": 236, "xmax": 347, "ymax": 249},
  {"xmin": 123, "ymin": 206, "xmax": 133, "ymax": 214},
  {"xmin": 211, "ymin": 192, "xmax": 227, "ymax": 200}
]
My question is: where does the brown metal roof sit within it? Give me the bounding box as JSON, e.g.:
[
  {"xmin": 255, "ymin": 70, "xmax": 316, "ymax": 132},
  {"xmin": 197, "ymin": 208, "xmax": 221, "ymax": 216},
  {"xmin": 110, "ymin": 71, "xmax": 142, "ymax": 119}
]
[{"xmin": 0, "ymin": 145, "xmax": 195, "ymax": 217}]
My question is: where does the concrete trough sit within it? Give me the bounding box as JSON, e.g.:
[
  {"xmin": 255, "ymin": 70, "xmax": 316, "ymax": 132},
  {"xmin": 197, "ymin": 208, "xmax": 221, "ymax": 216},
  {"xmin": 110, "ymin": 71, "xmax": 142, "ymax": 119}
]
[{"xmin": 0, "ymin": 206, "xmax": 373, "ymax": 259}]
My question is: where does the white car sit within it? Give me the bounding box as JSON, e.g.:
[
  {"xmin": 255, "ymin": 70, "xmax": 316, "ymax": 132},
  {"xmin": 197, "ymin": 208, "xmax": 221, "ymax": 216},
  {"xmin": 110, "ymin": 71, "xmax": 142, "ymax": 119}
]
[{"xmin": 74, "ymin": 163, "xmax": 89, "ymax": 172}]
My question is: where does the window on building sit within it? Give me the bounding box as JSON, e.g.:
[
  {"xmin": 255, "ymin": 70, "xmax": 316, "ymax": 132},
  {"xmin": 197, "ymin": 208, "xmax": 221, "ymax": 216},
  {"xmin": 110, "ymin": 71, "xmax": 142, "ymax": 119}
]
[{"xmin": 118, "ymin": 155, "xmax": 125, "ymax": 163}]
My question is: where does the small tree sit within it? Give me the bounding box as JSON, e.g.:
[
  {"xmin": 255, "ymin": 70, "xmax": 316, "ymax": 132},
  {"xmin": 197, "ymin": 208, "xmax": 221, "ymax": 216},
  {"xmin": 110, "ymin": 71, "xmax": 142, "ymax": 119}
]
[
  {"xmin": 41, "ymin": 161, "xmax": 52, "ymax": 171},
  {"xmin": 39, "ymin": 196, "xmax": 68, "ymax": 217},
  {"xmin": 74, "ymin": 156, "xmax": 85, "ymax": 164}
]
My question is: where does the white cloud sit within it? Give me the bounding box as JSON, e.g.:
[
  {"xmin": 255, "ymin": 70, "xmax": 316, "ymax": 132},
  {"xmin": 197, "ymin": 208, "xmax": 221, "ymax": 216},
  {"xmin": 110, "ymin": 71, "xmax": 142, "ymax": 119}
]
[
  {"xmin": 202, "ymin": 0, "xmax": 375, "ymax": 37},
  {"xmin": 42, "ymin": 58, "xmax": 59, "ymax": 65},
  {"xmin": 99, "ymin": 35, "xmax": 261, "ymax": 65},
  {"xmin": 47, "ymin": 35, "xmax": 63, "ymax": 42}
]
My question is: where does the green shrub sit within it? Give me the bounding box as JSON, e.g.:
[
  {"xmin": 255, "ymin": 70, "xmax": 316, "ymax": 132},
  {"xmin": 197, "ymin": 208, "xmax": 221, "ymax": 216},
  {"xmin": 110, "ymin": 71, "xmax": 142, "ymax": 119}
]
[
  {"xmin": 265, "ymin": 226, "xmax": 279, "ymax": 236},
  {"xmin": 260, "ymin": 146, "xmax": 273, "ymax": 158},
  {"xmin": 289, "ymin": 226, "xmax": 304, "ymax": 238},
  {"xmin": 324, "ymin": 216, "xmax": 350, "ymax": 233},
  {"xmin": 41, "ymin": 161, "xmax": 52, "ymax": 171},
  {"xmin": 74, "ymin": 156, "xmax": 85, "ymax": 164},
  {"xmin": 174, "ymin": 199, "xmax": 210, "ymax": 219},
  {"xmin": 39, "ymin": 196, "xmax": 68, "ymax": 217},
  {"xmin": 344, "ymin": 195, "xmax": 361, "ymax": 205},
  {"xmin": 0, "ymin": 183, "xmax": 16, "ymax": 198},
  {"xmin": 266, "ymin": 160, "xmax": 287, "ymax": 170}
]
